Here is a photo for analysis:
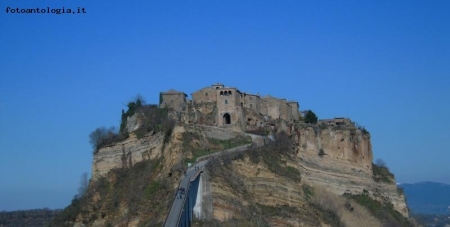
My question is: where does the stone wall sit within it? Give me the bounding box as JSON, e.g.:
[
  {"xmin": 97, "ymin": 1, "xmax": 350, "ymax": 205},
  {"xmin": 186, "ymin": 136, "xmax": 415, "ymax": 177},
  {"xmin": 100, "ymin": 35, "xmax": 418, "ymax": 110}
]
[
  {"xmin": 260, "ymin": 96, "xmax": 296, "ymax": 122},
  {"xmin": 191, "ymin": 87, "xmax": 216, "ymax": 104},
  {"xmin": 288, "ymin": 101, "xmax": 299, "ymax": 121},
  {"xmin": 163, "ymin": 84, "xmax": 300, "ymax": 129},
  {"xmin": 160, "ymin": 91, "xmax": 187, "ymax": 112},
  {"xmin": 242, "ymin": 93, "xmax": 260, "ymax": 113}
]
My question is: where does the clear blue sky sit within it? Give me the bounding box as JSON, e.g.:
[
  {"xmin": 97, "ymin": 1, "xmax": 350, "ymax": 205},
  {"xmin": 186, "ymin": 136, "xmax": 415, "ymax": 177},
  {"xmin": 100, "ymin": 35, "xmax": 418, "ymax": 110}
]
[{"xmin": 1, "ymin": 0, "xmax": 449, "ymax": 211}]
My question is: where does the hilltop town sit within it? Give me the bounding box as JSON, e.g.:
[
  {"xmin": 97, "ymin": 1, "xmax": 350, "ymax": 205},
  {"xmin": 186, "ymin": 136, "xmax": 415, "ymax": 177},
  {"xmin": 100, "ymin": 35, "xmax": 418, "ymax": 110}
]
[
  {"xmin": 46, "ymin": 83, "xmax": 413, "ymax": 227},
  {"xmin": 159, "ymin": 83, "xmax": 300, "ymax": 130},
  {"xmin": 159, "ymin": 83, "xmax": 353, "ymax": 131}
]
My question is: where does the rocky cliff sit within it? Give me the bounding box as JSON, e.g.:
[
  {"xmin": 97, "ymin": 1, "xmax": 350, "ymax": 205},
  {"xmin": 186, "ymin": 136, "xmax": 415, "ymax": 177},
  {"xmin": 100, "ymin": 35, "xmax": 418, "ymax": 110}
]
[
  {"xmin": 290, "ymin": 124, "xmax": 408, "ymax": 217},
  {"xmin": 197, "ymin": 123, "xmax": 411, "ymax": 227},
  {"xmin": 51, "ymin": 114, "xmax": 412, "ymax": 226}
]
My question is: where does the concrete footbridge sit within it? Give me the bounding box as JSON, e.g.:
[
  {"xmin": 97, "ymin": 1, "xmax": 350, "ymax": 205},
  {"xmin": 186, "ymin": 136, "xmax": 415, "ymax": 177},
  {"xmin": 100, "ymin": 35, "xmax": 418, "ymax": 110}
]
[{"xmin": 163, "ymin": 133, "xmax": 268, "ymax": 227}]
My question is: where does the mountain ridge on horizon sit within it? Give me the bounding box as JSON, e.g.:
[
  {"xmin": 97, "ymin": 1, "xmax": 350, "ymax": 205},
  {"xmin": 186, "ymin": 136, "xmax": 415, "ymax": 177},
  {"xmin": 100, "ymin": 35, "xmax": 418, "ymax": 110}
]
[{"xmin": 398, "ymin": 181, "xmax": 450, "ymax": 215}]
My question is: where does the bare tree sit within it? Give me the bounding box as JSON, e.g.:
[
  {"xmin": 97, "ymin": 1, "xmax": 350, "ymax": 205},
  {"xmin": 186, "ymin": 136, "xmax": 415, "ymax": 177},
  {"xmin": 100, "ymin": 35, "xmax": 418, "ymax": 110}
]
[
  {"xmin": 89, "ymin": 126, "xmax": 118, "ymax": 152},
  {"xmin": 375, "ymin": 158, "xmax": 387, "ymax": 168},
  {"xmin": 77, "ymin": 172, "xmax": 89, "ymax": 198}
]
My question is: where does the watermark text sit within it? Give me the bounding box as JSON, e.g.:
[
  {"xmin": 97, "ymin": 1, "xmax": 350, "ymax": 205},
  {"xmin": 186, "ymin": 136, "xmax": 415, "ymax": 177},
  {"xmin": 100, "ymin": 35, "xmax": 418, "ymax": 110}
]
[{"xmin": 5, "ymin": 7, "xmax": 86, "ymax": 15}]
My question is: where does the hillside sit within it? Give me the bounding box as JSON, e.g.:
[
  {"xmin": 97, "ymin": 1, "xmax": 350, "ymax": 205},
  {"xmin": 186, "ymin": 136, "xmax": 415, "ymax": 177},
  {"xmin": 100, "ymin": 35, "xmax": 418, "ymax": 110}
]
[
  {"xmin": 48, "ymin": 101, "xmax": 418, "ymax": 227},
  {"xmin": 190, "ymin": 124, "xmax": 414, "ymax": 227},
  {"xmin": 0, "ymin": 209, "xmax": 60, "ymax": 227},
  {"xmin": 399, "ymin": 182, "xmax": 450, "ymax": 215}
]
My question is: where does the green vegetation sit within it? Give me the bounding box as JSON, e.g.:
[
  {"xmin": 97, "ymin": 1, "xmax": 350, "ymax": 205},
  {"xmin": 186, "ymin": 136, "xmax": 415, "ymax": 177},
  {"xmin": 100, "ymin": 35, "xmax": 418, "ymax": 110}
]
[
  {"xmin": 90, "ymin": 96, "xmax": 176, "ymax": 154},
  {"xmin": 318, "ymin": 148, "xmax": 325, "ymax": 157},
  {"xmin": 241, "ymin": 132, "xmax": 301, "ymax": 182},
  {"xmin": 302, "ymin": 184, "xmax": 314, "ymax": 199},
  {"xmin": 244, "ymin": 128, "xmax": 270, "ymax": 136},
  {"xmin": 310, "ymin": 203, "xmax": 345, "ymax": 227},
  {"xmin": 372, "ymin": 160, "xmax": 394, "ymax": 183},
  {"xmin": 304, "ymin": 110, "xmax": 318, "ymax": 124},
  {"xmin": 131, "ymin": 106, "xmax": 174, "ymax": 140},
  {"xmin": 302, "ymin": 185, "xmax": 345, "ymax": 227},
  {"xmin": 0, "ymin": 209, "xmax": 60, "ymax": 227},
  {"xmin": 49, "ymin": 158, "xmax": 172, "ymax": 227},
  {"xmin": 183, "ymin": 132, "xmax": 252, "ymax": 163},
  {"xmin": 89, "ymin": 126, "xmax": 121, "ymax": 153},
  {"xmin": 145, "ymin": 180, "xmax": 161, "ymax": 199},
  {"xmin": 344, "ymin": 193, "xmax": 412, "ymax": 227},
  {"xmin": 257, "ymin": 203, "xmax": 300, "ymax": 219}
]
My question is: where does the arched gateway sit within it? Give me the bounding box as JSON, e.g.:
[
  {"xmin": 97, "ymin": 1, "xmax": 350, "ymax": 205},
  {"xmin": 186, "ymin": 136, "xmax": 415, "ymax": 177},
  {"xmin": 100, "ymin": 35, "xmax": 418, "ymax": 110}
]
[{"xmin": 223, "ymin": 113, "xmax": 231, "ymax": 125}]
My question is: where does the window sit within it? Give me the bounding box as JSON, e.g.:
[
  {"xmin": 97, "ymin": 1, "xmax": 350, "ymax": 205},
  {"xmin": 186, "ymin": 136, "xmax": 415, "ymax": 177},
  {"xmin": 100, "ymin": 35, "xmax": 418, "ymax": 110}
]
[
  {"xmin": 220, "ymin": 91, "xmax": 224, "ymax": 96},
  {"xmin": 205, "ymin": 93, "xmax": 208, "ymax": 96},
  {"xmin": 225, "ymin": 100, "xmax": 228, "ymax": 104}
]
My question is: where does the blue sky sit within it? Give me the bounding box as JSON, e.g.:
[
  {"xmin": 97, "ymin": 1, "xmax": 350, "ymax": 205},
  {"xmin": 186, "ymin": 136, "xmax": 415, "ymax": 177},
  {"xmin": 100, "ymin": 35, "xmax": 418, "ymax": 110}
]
[{"xmin": 1, "ymin": 0, "xmax": 449, "ymax": 211}]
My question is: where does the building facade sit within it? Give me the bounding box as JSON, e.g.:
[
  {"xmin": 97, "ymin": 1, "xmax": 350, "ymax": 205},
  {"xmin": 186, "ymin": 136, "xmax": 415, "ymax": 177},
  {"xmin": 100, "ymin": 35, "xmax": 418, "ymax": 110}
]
[{"xmin": 162, "ymin": 83, "xmax": 300, "ymax": 127}]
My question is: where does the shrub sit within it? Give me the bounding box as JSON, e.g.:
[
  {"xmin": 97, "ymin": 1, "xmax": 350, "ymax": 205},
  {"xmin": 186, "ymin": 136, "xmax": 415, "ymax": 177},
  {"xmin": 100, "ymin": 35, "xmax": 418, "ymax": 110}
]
[
  {"xmin": 318, "ymin": 148, "xmax": 325, "ymax": 157},
  {"xmin": 89, "ymin": 127, "xmax": 120, "ymax": 154},
  {"xmin": 240, "ymin": 140, "xmax": 301, "ymax": 182},
  {"xmin": 372, "ymin": 162, "xmax": 394, "ymax": 183},
  {"xmin": 344, "ymin": 193, "xmax": 412, "ymax": 227},
  {"xmin": 304, "ymin": 110, "xmax": 318, "ymax": 124}
]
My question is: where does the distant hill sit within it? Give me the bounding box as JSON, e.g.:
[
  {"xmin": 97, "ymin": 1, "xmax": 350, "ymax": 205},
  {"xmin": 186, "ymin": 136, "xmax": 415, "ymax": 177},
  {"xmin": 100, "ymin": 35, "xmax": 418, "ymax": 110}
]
[
  {"xmin": 398, "ymin": 181, "xmax": 450, "ymax": 215},
  {"xmin": 0, "ymin": 209, "xmax": 60, "ymax": 227}
]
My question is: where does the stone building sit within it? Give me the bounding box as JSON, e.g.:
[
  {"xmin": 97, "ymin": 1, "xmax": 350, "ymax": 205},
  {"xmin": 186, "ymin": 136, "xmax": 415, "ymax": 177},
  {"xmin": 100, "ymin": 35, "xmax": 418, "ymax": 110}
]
[
  {"xmin": 260, "ymin": 95, "xmax": 294, "ymax": 121},
  {"xmin": 159, "ymin": 89, "xmax": 188, "ymax": 112},
  {"xmin": 162, "ymin": 83, "xmax": 300, "ymax": 129},
  {"xmin": 191, "ymin": 83, "xmax": 224, "ymax": 104},
  {"xmin": 288, "ymin": 101, "xmax": 300, "ymax": 121},
  {"xmin": 241, "ymin": 93, "xmax": 261, "ymax": 113},
  {"xmin": 319, "ymin": 117, "xmax": 354, "ymax": 126}
]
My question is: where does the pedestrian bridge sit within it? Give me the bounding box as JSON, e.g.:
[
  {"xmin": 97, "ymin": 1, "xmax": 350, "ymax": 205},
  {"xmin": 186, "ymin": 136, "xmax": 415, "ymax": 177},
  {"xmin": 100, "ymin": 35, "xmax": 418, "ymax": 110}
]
[
  {"xmin": 163, "ymin": 144, "xmax": 253, "ymax": 227},
  {"xmin": 163, "ymin": 133, "xmax": 269, "ymax": 227},
  {"xmin": 163, "ymin": 160, "xmax": 208, "ymax": 227}
]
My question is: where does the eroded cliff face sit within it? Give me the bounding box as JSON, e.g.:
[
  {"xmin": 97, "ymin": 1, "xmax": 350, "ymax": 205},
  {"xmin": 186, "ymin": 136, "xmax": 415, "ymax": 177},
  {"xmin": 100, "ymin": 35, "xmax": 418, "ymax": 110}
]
[
  {"xmin": 92, "ymin": 124, "xmax": 245, "ymax": 181},
  {"xmin": 92, "ymin": 132, "xmax": 165, "ymax": 181},
  {"xmin": 290, "ymin": 125, "xmax": 408, "ymax": 217},
  {"xmin": 204, "ymin": 124, "xmax": 409, "ymax": 227},
  {"xmin": 75, "ymin": 120, "xmax": 409, "ymax": 227}
]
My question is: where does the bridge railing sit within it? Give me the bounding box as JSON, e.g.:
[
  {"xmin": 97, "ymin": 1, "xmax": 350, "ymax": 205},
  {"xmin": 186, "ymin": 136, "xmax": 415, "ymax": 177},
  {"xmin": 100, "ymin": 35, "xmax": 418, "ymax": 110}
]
[
  {"xmin": 163, "ymin": 134, "xmax": 267, "ymax": 226},
  {"xmin": 196, "ymin": 143, "xmax": 253, "ymax": 162}
]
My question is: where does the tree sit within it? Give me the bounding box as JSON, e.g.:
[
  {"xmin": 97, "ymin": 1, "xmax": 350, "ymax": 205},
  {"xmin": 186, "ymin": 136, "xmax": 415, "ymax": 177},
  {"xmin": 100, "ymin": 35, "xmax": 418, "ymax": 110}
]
[
  {"xmin": 89, "ymin": 126, "xmax": 118, "ymax": 152},
  {"xmin": 77, "ymin": 172, "xmax": 89, "ymax": 198},
  {"xmin": 375, "ymin": 158, "xmax": 387, "ymax": 168},
  {"xmin": 133, "ymin": 93, "xmax": 146, "ymax": 106},
  {"xmin": 304, "ymin": 110, "xmax": 318, "ymax": 124}
]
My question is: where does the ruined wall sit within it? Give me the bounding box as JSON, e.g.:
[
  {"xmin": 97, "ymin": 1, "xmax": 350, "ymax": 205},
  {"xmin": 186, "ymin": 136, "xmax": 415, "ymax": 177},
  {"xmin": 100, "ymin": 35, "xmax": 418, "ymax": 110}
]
[
  {"xmin": 280, "ymin": 100, "xmax": 292, "ymax": 121},
  {"xmin": 242, "ymin": 108, "xmax": 264, "ymax": 129},
  {"xmin": 242, "ymin": 93, "xmax": 260, "ymax": 113},
  {"xmin": 260, "ymin": 96, "xmax": 295, "ymax": 122},
  {"xmin": 288, "ymin": 101, "xmax": 299, "ymax": 122},
  {"xmin": 160, "ymin": 93, "xmax": 187, "ymax": 111},
  {"xmin": 260, "ymin": 96, "xmax": 281, "ymax": 120}
]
